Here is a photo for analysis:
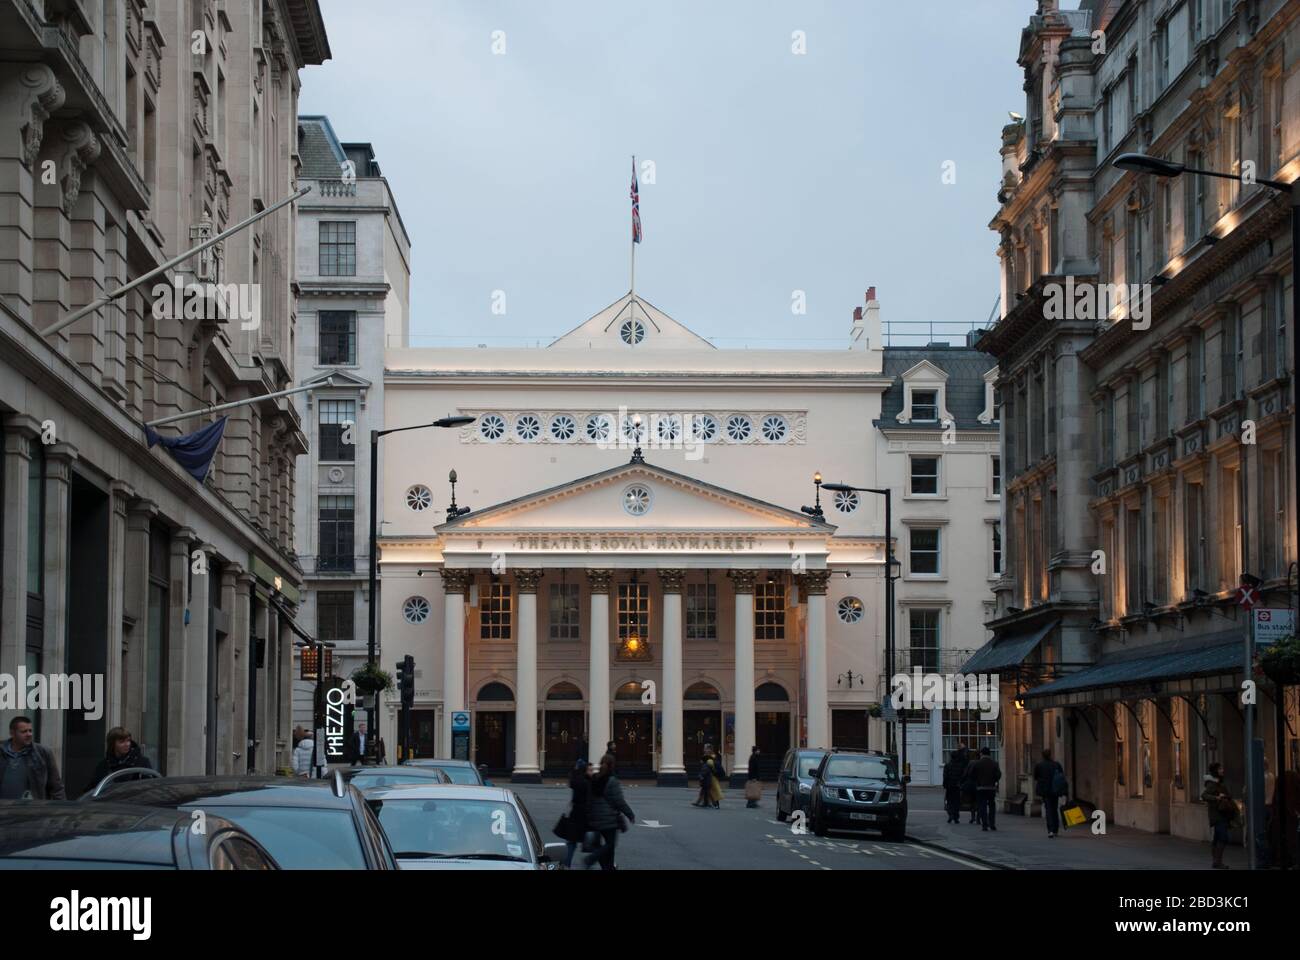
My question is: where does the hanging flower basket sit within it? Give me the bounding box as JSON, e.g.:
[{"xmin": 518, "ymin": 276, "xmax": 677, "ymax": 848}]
[
  {"xmin": 1257, "ymin": 635, "xmax": 1300, "ymax": 686},
  {"xmin": 865, "ymin": 702, "xmax": 884, "ymax": 718},
  {"xmin": 350, "ymin": 662, "xmax": 393, "ymax": 695}
]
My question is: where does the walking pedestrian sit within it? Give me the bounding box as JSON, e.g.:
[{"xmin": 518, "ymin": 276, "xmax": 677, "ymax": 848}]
[
  {"xmin": 582, "ymin": 754, "xmax": 635, "ymax": 870},
  {"xmin": 692, "ymin": 743, "xmax": 714, "ymax": 807},
  {"xmin": 558, "ymin": 759, "xmax": 591, "ymax": 868},
  {"xmin": 969, "ymin": 747, "xmax": 1001, "ymax": 831},
  {"xmin": 292, "ymin": 731, "xmax": 315, "ymax": 777},
  {"xmin": 745, "ymin": 745, "xmax": 762, "ymax": 808},
  {"xmin": 941, "ymin": 749, "xmax": 966, "ymax": 824},
  {"xmin": 1, "ymin": 716, "xmax": 65, "ymax": 800},
  {"xmin": 84, "ymin": 727, "xmax": 153, "ymax": 795},
  {"xmin": 1201, "ymin": 762, "xmax": 1237, "ymax": 870},
  {"xmin": 346, "ymin": 721, "xmax": 371, "ymax": 766},
  {"xmin": 961, "ymin": 750, "xmax": 978, "ymax": 823},
  {"xmin": 1032, "ymin": 749, "xmax": 1066, "ymax": 837}
]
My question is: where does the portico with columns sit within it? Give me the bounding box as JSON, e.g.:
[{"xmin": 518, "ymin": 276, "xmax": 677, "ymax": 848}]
[{"xmin": 381, "ymin": 458, "xmax": 885, "ymax": 785}]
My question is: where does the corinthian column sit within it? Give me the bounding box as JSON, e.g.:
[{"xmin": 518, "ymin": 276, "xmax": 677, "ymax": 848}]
[
  {"xmin": 512, "ymin": 569, "xmax": 544, "ymax": 783},
  {"xmin": 728, "ymin": 569, "xmax": 758, "ymax": 786},
  {"xmin": 658, "ymin": 569, "xmax": 687, "ymax": 786},
  {"xmin": 798, "ymin": 571, "xmax": 832, "ymax": 748},
  {"xmin": 439, "ymin": 569, "xmax": 472, "ymax": 758},
  {"xmin": 587, "ymin": 569, "xmax": 613, "ymax": 758}
]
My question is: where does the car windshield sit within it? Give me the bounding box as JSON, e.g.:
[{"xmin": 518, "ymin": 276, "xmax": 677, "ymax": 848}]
[
  {"xmin": 797, "ymin": 754, "xmax": 826, "ymax": 777},
  {"xmin": 377, "ymin": 798, "xmax": 529, "ymax": 861},
  {"xmin": 434, "ymin": 766, "xmax": 480, "ymax": 785},
  {"xmin": 349, "ymin": 771, "xmax": 442, "ymax": 790},
  {"xmin": 824, "ymin": 756, "xmax": 898, "ymax": 782},
  {"xmin": 198, "ymin": 808, "xmax": 365, "ymax": 869}
]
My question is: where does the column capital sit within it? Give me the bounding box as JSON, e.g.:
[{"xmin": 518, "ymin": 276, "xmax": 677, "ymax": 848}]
[
  {"xmin": 795, "ymin": 570, "xmax": 832, "ymax": 598},
  {"xmin": 513, "ymin": 569, "xmax": 544, "ymax": 594},
  {"xmin": 2, "ymin": 414, "xmax": 43, "ymax": 452},
  {"xmin": 658, "ymin": 568, "xmax": 687, "ymax": 593},
  {"xmin": 126, "ymin": 497, "xmax": 158, "ymax": 522},
  {"xmin": 586, "ymin": 568, "xmax": 614, "ymax": 594},
  {"xmin": 439, "ymin": 568, "xmax": 473, "ymax": 594},
  {"xmin": 727, "ymin": 569, "xmax": 760, "ymax": 594},
  {"xmin": 43, "ymin": 442, "xmax": 78, "ymax": 478}
]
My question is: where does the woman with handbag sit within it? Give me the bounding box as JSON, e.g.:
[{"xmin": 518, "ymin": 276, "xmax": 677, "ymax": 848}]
[
  {"xmin": 555, "ymin": 759, "xmax": 590, "ymax": 868},
  {"xmin": 582, "ymin": 753, "xmax": 635, "ymax": 870}
]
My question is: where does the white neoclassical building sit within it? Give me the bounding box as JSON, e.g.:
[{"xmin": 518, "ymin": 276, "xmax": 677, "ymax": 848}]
[{"xmin": 375, "ymin": 289, "xmax": 995, "ymax": 783}]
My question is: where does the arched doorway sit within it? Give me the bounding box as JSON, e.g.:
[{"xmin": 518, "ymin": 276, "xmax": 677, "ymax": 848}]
[
  {"xmin": 612, "ymin": 681, "xmax": 653, "ymax": 776},
  {"xmin": 543, "ymin": 681, "xmax": 585, "ymax": 775},
  {"xmin": 474, "ymin": 681, "xmax": 514, "ymax": 776},
  {"xmin": 754, "ymin": 681, "xmax": 792, "ymax": 780},
  {"xmin": 684, "ymin": 681, "xmax": 723, "ymax": 771}
]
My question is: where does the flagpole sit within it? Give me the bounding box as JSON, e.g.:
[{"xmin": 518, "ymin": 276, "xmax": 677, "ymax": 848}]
[
  {"xmin": 630, "ymin": 154, "xmax": 637, "ymax": 316},
  {"xmin": 145, "ymin": 379, "xmax": 330, "ymax": 427}
]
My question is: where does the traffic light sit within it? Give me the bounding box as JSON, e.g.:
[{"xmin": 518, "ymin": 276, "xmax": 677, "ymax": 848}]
[
  {"xmin": 401, "ymin": 654, "xmax": 415, "ymax": 709},
  {"xmin": 393, "ymin": 660, "xmax": 406, "ymax": 695}
]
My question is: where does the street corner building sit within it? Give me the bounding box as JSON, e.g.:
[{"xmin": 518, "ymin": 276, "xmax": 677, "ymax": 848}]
[
  {"xmin": 977, "ymin": 0, "xmax": 1300, "ymax": 843},
  {"xmin": 0, "ymin": 0, "xmax": 330, "ymax": 790},
  {"xmin": 314, "ymin": 282, "xmax": 1001, "ymax": 786}
]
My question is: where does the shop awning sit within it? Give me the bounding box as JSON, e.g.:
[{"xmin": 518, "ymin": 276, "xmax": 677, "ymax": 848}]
[
  {"xmin": 1022, "ymin": 631, "xmax": 1244, "ymax": 707},
  {"xmin": 960, "ymin": 618, "xmax": 1056, "ymax": 674}
]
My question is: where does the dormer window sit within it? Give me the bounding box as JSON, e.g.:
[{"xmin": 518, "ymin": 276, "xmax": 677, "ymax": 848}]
[{"xmin": 911, "ymin": 391, "xmax": 939, "ymax": 422}]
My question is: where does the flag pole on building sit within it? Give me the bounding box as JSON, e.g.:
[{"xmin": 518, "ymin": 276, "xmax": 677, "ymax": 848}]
[{"xmin": 613, "ymin": 155, "xmax": 643, "ymax": 329}]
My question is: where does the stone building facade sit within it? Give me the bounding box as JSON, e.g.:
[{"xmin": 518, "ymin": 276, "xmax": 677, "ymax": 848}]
[
  {"xmin": 977, "ymin": 0, "xmax": 1299, "ymax": 842},
  {"xmin": 0, "ymin": 0, "xmax": 328, "ymax": 789},
  {"xmin": 290, "ymin": 115, "xmax": 411, "ymax": 736}
]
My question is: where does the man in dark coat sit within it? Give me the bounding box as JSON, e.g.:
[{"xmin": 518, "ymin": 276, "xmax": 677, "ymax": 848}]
[
  {"xmin": 746, "ymin": 745, "xmax": 761, "ymax": 807},
  {"xmin": 960, "ymin": 749, "xmax": 978, "ymax": 823},
  {"xmin": 346, "ymin": 722, "xmax": 372, "ymax": 766},
  {"xmin": 968, "ymin": 747, "xmax": 1001, "ymax": 831},
  {"xmin": 941, "ymin": 750, "xmax": 967, "ymax": 823},
  {"xmin": 582, "ymin": 754, "xmax": 635, "ymax": 870},
  {"xmin": 1032, "ymin": 749, "xmax": 1065, "ymax": 837},
  {"xmin": 85, "ymin": 727, "xmax": 153, "ymax": 795},
  {"xmin": 1, "ymin": 716, "xmax": 65, "ymax": 800}
]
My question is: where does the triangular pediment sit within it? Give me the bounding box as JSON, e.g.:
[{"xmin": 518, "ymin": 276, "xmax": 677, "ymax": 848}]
[
  {"xmin": 303, "ymin": 369, "xmax": 372, "ymax": 390},
  {"xmin": 437, "ymin": 460, "xmax": 834, "ymax": 533},
  {"xmin": 899, "ymin": 359, "xmax": 949, "ymax": 382},
  {"xmin": 547, "ymin": 293, "xmax": 715, "ymax": 350}
]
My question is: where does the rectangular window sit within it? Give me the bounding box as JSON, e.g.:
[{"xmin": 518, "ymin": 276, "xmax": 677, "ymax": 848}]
[
  {"xmin": 1100, "ymin": 518, "xmax": 1116, "ymax": 620},
  {"xmin": 1187, "ymin": 332, "xmax": 1205, "ymax": 421},
  {"xmin": 316, "ymin": 591, "xmax": 354, "ymax": 644},
  {"xmin": 911, "ymin": 390, "xmax": 938, "ymax": 422},
  {"xmin": 686, "ymin": 582, "xmax": 717, "ymax": 641},
  {"xmin": 1127, "ymin": 55, "xmax": 1139, "ymax": 129},
  {"xmin": 319, "ymin": 221, "xmax": 357, "ymax": 276},
  {"xmin": 1219, "ymin": 465, "xmax": 1241, "ymax": 588},
  {"xmin": 1265, "ymin": 70, "xmax": 1284, "ymax": 175},
  {"xmin": 1153, "ymin": 496, "xmax": 1170, "ymax": 604},
  {"xmin": 1185, "ymin": 481, "xmax": 1205, "ymax": 593},
  {"xmin": 1264, "ymin": 277, "xmax": 1283, "ymax": 381},
  {"xmin": 991, "ymin": 456, "xmax": 1001, "ymax": 496},
  {"xmin": 1158, "ymin": 179, "xmax": 1171, "ymax": 268},
  {"xmin": 1156, "ymin": 21, "xmax": 1169, "ymax": 90},
  {"xmin": 907, "ymin": 609, "xmax": 940, "ymax": 672},
  {"xmin": 1219, "ymin": 315, "xmax": 1237, "ymax": 404},
  {"xmin": 1185, "ymin": 149, "xmax": 1204, "ymax": 244},
  {"xmin": 1226, "ymin": 102, "xmax": 1242, "ymax": 208},
  {"xmin": 616, "ymin": 582, "xmax": 649, "ymax": 645},
  {"xmin": 992, "ymin": 522, "xmax": 1003, "ymax": 576},
  {"xmin": 1126, "ymin": 206, "xmax": 1144, "ymax": 285},
  {"xmin": 1103, "ymin": 88, "xmax": 1114, "ymax": 154},
  {"xmin": 318, "ymin": 400, "xmax": 356, "ymax": 462},
  {"xmin": 1115, "ymin": 703, "xmax": 1127, "ymax": 787},
  {"xmin": 910, "ymin": 456, "xmax": 939, "ymax": 496},
  {"xmin": 910, "ymin": 528, "xmax": 941, "ymax": 576},
  {"xmin": 318, "ymin": 311, "xmax": 357, "ymax": 365},
  {"xmin": 1125, "ymin": 507, "xmax": 1144, "ymax": 614},
  {"xmin": 1259, "ymin": 450, "xmax": 1283, "ymax": 580},
  {"xmin": 317, "ymin": 496, "xmax": 354, "ymax": 572},
  {"xmin": 26, "ymin": 451, "xmax": 44, "ymax": 594},
  {"xmin": 754, "ymin": 581, "xmax": 786, "ymax": 641},
  {"xmin": 548, "ymin": 583, "xmax": 580, "ymax": 641},
  {"xmin": 481, "ymin": 582, "xmax": 513, "ymax": 639}
]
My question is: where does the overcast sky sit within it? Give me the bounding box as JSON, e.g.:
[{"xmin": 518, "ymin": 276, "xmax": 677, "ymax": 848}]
[{"xmin": 299, "ymin": 1, "xmax": 1032, "ymax": 349}]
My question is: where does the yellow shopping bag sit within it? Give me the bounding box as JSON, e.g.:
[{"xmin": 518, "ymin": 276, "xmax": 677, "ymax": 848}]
[{"xmin": 1061, "ymin": 804, "xmax": 1087, "ymax": 829}]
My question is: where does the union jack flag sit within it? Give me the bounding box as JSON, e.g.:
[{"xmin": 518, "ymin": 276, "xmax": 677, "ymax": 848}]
[{"xmin": 631, "ymin": 158, "xmax": 642, "ymax": 244}]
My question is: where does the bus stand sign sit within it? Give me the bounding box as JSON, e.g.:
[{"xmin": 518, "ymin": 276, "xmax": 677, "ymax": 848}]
[{"xmin": 1253, "ymin": 608, "xmax": 1294, "ymax": 648}]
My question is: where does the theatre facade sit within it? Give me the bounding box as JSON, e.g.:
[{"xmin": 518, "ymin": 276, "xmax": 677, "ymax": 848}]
[{"xmin": 374, "ymin": 291, "xmax": 975, "ymax": 781}]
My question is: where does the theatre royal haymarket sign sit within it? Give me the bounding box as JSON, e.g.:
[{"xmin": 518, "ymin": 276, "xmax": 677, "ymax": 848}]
[{"xmin": 511, "ymin": 534, "xmax": 763, "ymax": 551}]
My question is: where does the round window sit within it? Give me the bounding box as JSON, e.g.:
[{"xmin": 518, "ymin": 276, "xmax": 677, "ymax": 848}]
[
  {"xmin": 550, "ymin": 414, "xmax": 576, "ymax": 441},
  {"xmin": 478, "ymin": 413, "xmax": 507, "ymax": 441},
  {"xmin": 725, "ymin": 414, "xmax": 752, "ymax": 442},
  {"xmin": 515, "ymin": 413, "xmax": 542, "ymax": 441},
  {"xmin": 837, "ymin": 597, "xmax": 864, "ymax": 624},
  {"xmin": 403, "ymin": 597, "xmax": 431, "ymax": 624},
  {"xmin": 761, "ymin": 415, "xmax": 788, "ymax": 442},
  {"xmin": 620, "ymin": 318, "xmax": 645, "ymax": 345},
  {"xmin": 622, "ymin": 483, "xmax": 652, "ymax": 516},
  {"xmin": 585, "ymin": 414, "xmax": 613, "ymax": 442},
  {"xmin": 405, "ymin": 485, "xmax": 432, "ymax": 511},
  {"xmin": 657, "ymin": 415, "xmax": 681, "ymax": 441},
  {"xmin": 690, "ymin": 414, "xmax": 718, "ymax": 442},
  {"xmin": 833, "ymin": 489, "xmax": 859, "ymax": 513},
  {"xmin": 622, "ymin": 416, "xmax": 646, "ymax": 442}
]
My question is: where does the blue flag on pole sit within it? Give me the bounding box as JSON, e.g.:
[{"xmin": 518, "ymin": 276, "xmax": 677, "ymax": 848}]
[{"xmin": 144, "ymin": 417, "xmax": 228, "ymax": 482}]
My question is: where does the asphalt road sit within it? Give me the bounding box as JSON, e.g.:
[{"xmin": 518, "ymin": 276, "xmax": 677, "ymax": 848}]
[{"xmin": 509, "ymin": 782, "xmax": 989, "ymax": 870}]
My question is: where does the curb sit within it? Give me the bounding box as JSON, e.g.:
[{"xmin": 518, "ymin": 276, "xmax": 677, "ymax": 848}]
[{"xmin": 905, "ymin": 833, "xmax": 1017, "ymax": 870}]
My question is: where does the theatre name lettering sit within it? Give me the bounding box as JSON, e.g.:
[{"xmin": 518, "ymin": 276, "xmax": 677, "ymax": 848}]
[{"xmin": 513, "ymin": 534, "xmax": 760, "ymax": 551}]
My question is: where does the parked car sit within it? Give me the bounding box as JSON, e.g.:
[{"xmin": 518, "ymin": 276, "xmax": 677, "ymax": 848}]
[
  {"xmin": 775, "ymin": 748, "xmax": 828, "ymax": 821},
  {"xmin": 343, "ymin": 765, "xmax": 452, "ymax": 792},
  {"xmin": 405, "ymin": 759, "xmax": 491, "ymax": 786},
  {"xmin": 0, "ymin": 800, "xmax": 279, "ymax": 870},
  {"xmin": 90, "ymin": 773, "xmax": 397, "ymax": 869},
  {"xmin": 362, "ymin": 783, "xmax": 562, "ymax": 870},
  {"xmin": 807, "ymin": 749, "xmax": 907, "ymax": 841}
]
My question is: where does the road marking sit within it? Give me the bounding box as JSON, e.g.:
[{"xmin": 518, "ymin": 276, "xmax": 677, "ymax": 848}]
[
  {"xmin": 872, "ymin": 844, "xmax": 902, "ymax": 856},
  {"xmin": 905, "ymin": 842, "xmax": 994, "ymax": 871},
  {"xmin": 639, "ymin": 820, "xmax": 671, "ymax": 828}
]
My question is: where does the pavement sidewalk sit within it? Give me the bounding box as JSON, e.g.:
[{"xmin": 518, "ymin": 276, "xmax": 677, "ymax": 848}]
[{"xmin": 905, "ymin": 786, "xmax": 1248, "ymax": 870}]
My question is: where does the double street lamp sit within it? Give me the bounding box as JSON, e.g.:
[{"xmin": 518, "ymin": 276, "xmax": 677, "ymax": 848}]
[
  {"xmin": 819, "ymin": 483, "xmax": 902, "ymax": 762},
  {"xmin": 1113, "ymin": 153, "xmax": 1298, "ymax": 870},
  {"xmin": 367, "ymin": 416, "xmax": 476, "ymax": 734}
]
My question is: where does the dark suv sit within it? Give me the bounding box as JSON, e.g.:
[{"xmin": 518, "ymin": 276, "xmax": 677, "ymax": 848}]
[
  {"xmin": 775, "ymin": 748, "xmax": 827, "ymax": 821},
  {"xmin": 807, "ymin": 749, "xmax": 906, "ymax": 841}
]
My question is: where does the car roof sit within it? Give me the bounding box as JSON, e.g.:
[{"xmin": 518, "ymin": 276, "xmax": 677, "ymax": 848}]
[
  {"xmin": 406, "ymin": 758, "xmax": 475, "ymax": 767},
  {"xmin": 91, "ymin": 775, "xmax": 358, "ymax": 810},
  {"xmin": 361, "ymin": 783, "xmax": 513, "ymax": 802},
  {"xmin": 0, "ymin": 801, "xmax": 221, "ymax": 863}
]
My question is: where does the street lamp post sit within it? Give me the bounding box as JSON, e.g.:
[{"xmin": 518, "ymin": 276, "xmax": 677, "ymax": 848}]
[
  {"xmin": 367, "ymin": 416, "xmax": 476, "ymax": 736},
  {"xmin": 1112, "ymin": 153, "xmax": 1298, "ymax": 871},
  {"xmin": 820, "ymin": 483, "xmax": 901, "ymax": 763}
]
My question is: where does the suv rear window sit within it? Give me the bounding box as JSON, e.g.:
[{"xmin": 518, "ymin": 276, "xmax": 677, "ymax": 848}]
[
  {"xmin": 823, "ymin": 756, "xmax": 899, "ymax": 782},
  {"xmin": 199, "ymin": 807, "xmax": 364, "ymax": 869},
  {"xmin": 797, "ymin": 754, "xmax": 825, "ymax": 777}
]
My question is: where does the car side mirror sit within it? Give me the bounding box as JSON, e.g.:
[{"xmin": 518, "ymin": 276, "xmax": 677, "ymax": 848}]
[{"xmin": 903, "ymin": 776, "xmax": 912, "ymax": 784}]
